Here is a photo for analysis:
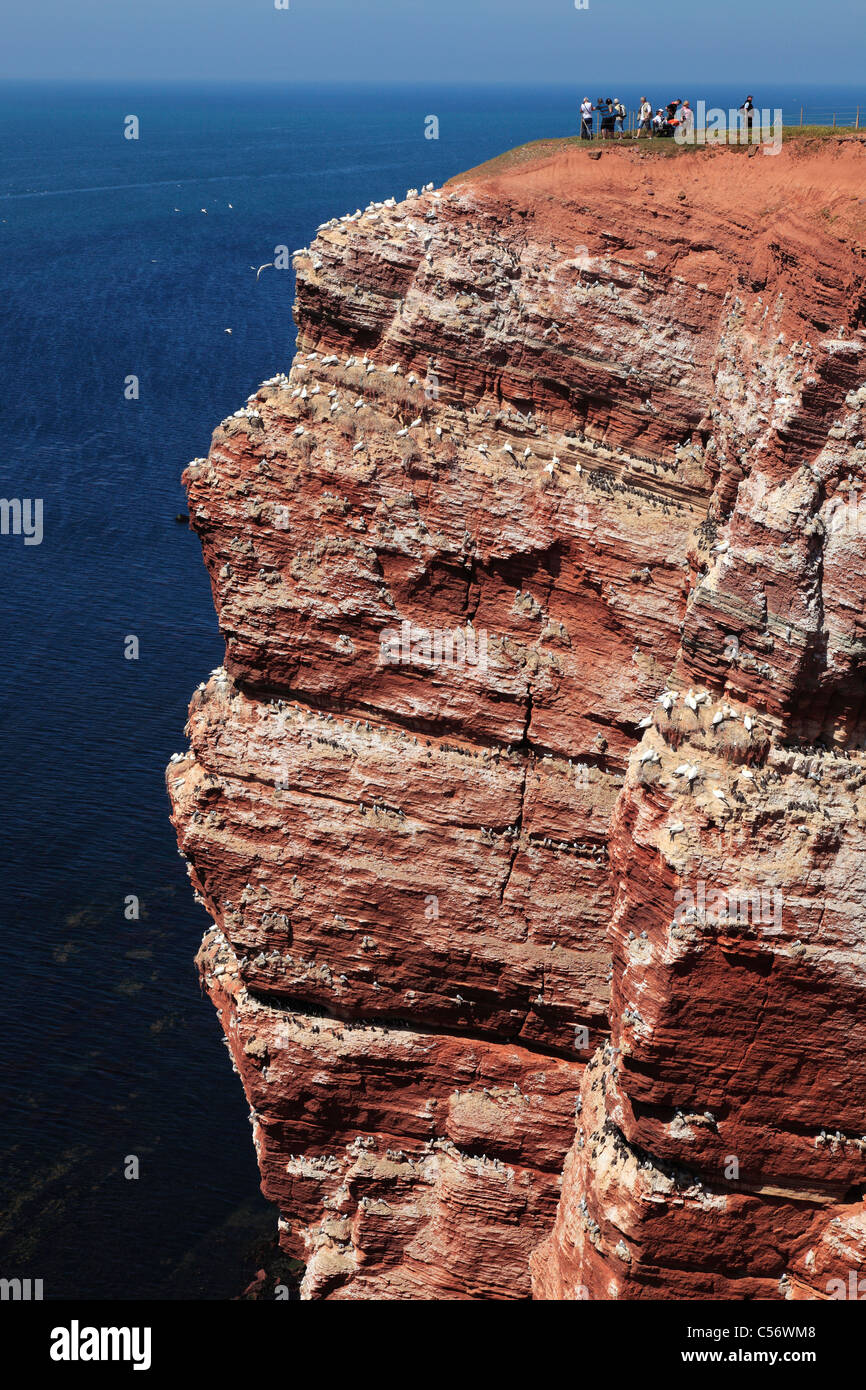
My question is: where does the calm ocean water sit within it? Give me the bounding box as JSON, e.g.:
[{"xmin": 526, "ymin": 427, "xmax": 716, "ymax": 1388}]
[{"xmin": 0, "ymin": 80, "xmax": 862, "ymax": 1300}]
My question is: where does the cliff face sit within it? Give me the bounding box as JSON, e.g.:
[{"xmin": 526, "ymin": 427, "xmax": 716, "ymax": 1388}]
[{"xmin": 168, "ymin": 140, "xmax": 866, "ymax": 1299}]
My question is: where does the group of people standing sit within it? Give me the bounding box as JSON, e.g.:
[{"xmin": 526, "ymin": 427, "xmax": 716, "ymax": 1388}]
[
  {"xmin": 579, "ymin": 94, "xmax": 756, "ymax": 139},
  {"xmin": 579, "ymin": 96, "xmax": 629, "ymax": 138},
  {"xmin": 579, "ymin": 95, "xmax": 693, "ymax": 139}
]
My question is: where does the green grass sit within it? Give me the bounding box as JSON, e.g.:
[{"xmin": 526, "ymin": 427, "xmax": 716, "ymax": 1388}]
[{"xmin": 447, "ymin": 127, "xmax": 866, "ymax": 184}]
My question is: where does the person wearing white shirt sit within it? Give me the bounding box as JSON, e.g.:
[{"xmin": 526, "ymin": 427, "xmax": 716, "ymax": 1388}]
[{"xmin": 677, "ymin": 100, "xmax": 695, "ymax": 141}]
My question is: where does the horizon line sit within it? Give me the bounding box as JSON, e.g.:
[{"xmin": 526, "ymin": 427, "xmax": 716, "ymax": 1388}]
[{"xmin": 0, "ymin": 76, "xmax": 861, "ymax": 89}]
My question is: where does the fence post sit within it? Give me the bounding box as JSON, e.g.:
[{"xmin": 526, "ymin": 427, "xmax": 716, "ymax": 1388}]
[
  {"xmin": 799, "ymin": 105, "xmax": 803, "ymax": 127},
  {"xmin": 857, "ymin": 106, "xmax": 861, "ymax": 130},
  {"xmin": 833, "ymin": 113, "xmax": 836, "ymax": 128}
]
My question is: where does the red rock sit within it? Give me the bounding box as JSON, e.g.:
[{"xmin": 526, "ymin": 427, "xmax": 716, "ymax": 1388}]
[{"xmin": 169, "ymin": 140, "xmax": 866, "ymax": 1299}]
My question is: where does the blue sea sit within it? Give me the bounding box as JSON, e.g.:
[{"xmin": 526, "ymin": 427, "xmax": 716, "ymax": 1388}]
[{"xmin": 0, "ymin": 80, "xmax": 862, "ymax": 1300}]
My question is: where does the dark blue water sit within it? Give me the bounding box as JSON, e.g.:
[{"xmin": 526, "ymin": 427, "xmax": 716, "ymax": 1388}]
[{"xmin": 0, "ymin": 81, "xmax": 862, "ymax": 1300}]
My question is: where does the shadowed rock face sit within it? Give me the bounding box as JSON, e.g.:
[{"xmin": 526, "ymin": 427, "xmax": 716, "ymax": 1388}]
[{"xmin": 168, "ymin": 140, "xmax": 866, "ymax": 1299}]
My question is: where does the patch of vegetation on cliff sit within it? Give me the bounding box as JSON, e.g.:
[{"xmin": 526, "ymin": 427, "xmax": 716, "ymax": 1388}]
[{"xmin": 448, "ymin": 129, "xmax": 866, "ymax": 185}]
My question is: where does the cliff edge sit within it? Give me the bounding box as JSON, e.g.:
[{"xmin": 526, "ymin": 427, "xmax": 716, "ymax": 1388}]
[{"xmin": 168, "ymin": 140, "xmax": 866, "ymax": 1299}]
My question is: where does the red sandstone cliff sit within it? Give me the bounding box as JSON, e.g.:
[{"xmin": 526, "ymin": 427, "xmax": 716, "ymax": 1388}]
[{"xmin": 168, "ymin": 139, "xmax": 866, "ymax": 1299}]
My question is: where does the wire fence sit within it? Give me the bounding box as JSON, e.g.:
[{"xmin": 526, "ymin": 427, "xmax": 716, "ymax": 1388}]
[
  {"xmin": 791, "ymin": 106, "xmax": 863, "ymax": 128},
  {"xmin": 582, "ymin": 103, "xmax": 865, "ymax": 136}
]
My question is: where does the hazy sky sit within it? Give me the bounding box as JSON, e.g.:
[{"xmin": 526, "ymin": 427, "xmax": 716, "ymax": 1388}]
[{"xmin": 2, "ymin": 0, "xmax": 863, "ymax": 84}]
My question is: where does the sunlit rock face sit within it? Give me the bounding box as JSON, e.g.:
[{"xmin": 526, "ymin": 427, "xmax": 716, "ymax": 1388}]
[{"xmin": 169, "ymin": 139, "xmax": 866, "ymax": 1299}]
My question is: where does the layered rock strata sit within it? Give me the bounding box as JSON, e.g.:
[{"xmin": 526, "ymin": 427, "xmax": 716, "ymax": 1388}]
[{"xmin": 168, "ymin": 140, "xmax": 866, "ymax": 1298}]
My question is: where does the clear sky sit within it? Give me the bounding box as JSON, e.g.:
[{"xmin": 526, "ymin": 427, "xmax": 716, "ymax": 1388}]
[{"xmin": 1, "ymin": 0, "xmax": 863, "ymax": 85}]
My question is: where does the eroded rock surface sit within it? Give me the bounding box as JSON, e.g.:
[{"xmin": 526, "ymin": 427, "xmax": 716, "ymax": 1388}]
[{"xmin": 168, "ymin": 140, "xmax": 866, "ymax": 1298}]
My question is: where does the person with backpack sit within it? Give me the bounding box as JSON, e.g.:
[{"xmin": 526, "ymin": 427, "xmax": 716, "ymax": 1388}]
[
  {"xmin": 613, "ymin": 97, "xmax": 627, "ymax": 137},
  {"xmin": 637, "ymin": 96, "xmax": 652, "ymax": 137},
  {"xmin": 580, "ymin": 96, "xmax": 594, "ymax": 140},
  {"xmin": 599, "ymin": 98, "xmax": 616, "ymax": 140},
  {"xmin": 740, "ymin": 94, "xmax": 755, "ymax": 132}
]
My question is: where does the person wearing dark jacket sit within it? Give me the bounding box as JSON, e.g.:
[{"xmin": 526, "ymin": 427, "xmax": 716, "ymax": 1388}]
[{"xmin": 740, "ymin": 94, "xmax": 755, "ymax": 132}]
